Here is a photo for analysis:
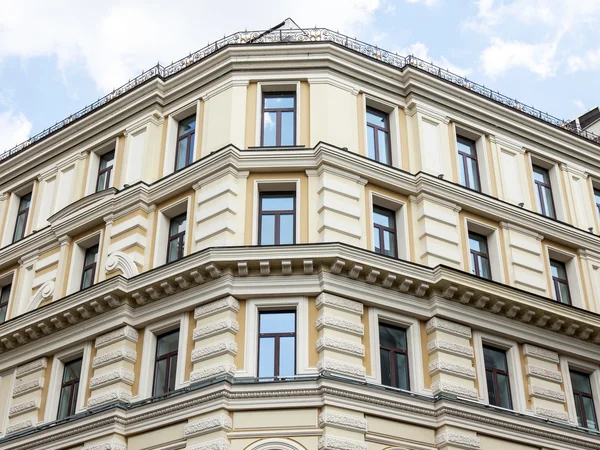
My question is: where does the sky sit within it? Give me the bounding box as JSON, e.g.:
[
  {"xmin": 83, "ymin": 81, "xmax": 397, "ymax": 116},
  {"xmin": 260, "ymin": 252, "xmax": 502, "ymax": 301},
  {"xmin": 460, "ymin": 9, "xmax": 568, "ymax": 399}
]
[{"xmin": 1, "ymin": 0, "xmax": 599, "ymax": 153}]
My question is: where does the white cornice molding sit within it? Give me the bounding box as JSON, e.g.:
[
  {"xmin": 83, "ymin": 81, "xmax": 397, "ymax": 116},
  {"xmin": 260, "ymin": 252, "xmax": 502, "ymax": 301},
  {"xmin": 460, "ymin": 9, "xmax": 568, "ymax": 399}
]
[
  {"xmin": 429, "ymin": 359, "xmax": 476, "ymax": 380},
  {"xmin": 307, "ymin": 75, "xmax": 360, "ymax": 95},
  {"xmin": 431, "ymin": 380, "xmax": 478, "ymax": 399},
  {"xmin": 191, "ymin": 340, "xmax": 238, "ymax": 363},
  {"xmin": 187, "ymin": 439, "xmax": 231, "ymax": 450},
  {"xmin": 193, "ymin": 319, "xmax": 239, "ymax": 340},
  {"xmin": 13, "ymin": 378, "xmax": 44, "ymax": 398},
  {"xmin": 190, "ymin": 362, "xmax": 236, "ymax": 383},
  {"xmin": 87, "ymin": 388, "xmax": 132, "ymax": 407},
  {"xmin": 89, "ymin": 368, "xmax": 135, "ymax": 391},
  {"xmin": 534, "ymin": 406, "xmax": 569, "ymax": 422},
  {"xmin": 489, "ymin": 134, "xmax": 525, "ymax": 154},
  {"xmin": 530, "ymin": 385, "xmax": 566, "ymax": 403},
  {"xmin": 427, "ymin": 339, "xmax": 474, "ymax": 358},
  {"xmin": 8, "ymin": 399, "xmax": 39, "ymax": 418},
  {"xmin": 316, "ymin": 358, "xmax": 366, "ymax": 379},
  {"xmin": 499, "ymin": 221, "xmax": 545, "ymax": 241},
  {"xmin": 316, "ymin": 293, "xmax": 363, "ymax": 315}
]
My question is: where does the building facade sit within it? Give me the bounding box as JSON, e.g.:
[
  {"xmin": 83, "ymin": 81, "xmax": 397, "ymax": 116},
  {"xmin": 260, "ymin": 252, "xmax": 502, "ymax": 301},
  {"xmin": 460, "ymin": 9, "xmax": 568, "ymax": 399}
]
[{"xmin": 1, "ymin": 21, "xmax": 600, "ymax": 450}]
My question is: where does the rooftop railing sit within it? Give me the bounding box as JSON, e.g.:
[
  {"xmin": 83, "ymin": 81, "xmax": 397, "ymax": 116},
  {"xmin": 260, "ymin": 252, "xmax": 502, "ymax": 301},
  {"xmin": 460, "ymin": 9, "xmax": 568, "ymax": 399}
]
[{"xmin": 2, "ymin": 26, "xmax": 598, "ymax": 163}]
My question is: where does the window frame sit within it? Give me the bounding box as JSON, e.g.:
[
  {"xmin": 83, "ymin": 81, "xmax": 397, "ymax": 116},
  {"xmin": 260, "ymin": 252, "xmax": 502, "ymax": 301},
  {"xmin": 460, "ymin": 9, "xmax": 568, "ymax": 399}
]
[
  {"xmin": 152, "ymin": 328, "xmax": 181, "ymax": 397},
  {"xmin": 95, "ymin": 150, "xmax": 115, "ymax": 193},
  {"xmin": 12, "ymin": 192, "xmax": 32, "ymax": 243},
  {"xmin": 532, "ymin": 164, "xmax": 557, "ymax": 219},
  {"xmin": 166, "ymin": 212, "xmax": 187, "ymax": 264},
  {"xmin": 261, "ymin": 92, "xmax": 296, "ymax": 147},
  {"xmin": 366, "ymin": 106, "xmax": 392, "ymax": 165},
  {"xmin": 80, "ymin": 244, "xmax": 99, "ymax": 290},
  {"xmin": 257, "ymin": 310, "xmax": 297, "ymax": 379},
  {"xmin": 252, "ymin": 180, "xmax": 300, "ymax": 246},
  {"xmin": 378, "ymin": 321, "xmax": 410, "ymax": 390},
  {"xmin": 174, "ymin": 114, "xmax": 196, "ymax": 171},
  {"xmin": 560, "ymin": 356, "xmax": 600, "ymax": 430},
  {"xmin": 0, "ymin": 282, "xmax": 11, "ymax": 324},
  {"xmin": 369, "ymin": 193, "xmax": 409, "ymax": 261},
  {"xmin": 570, "ymin": 369, "xmax": 599, "ymax": 430},
  {"xmin": 482, "ymin": 345, "xmax": 513, "ymax": 409},
  {"xmin": 255, "ymin": 82, "xmax": 301, "ymax": 148},
  {"xmin": 456, "ymin": 135, "xmax": 482, "ymax": 192},
  {"xmin": 468, "ymin": 231, "xmax": 492, "ymax": 280},
  {"xmin": 56, "ymin": 357, "xmax": 84, "ymax": 420},
  {"xmin": 153, "ymin": 197, "xmax": 191, "ymax": 268},
  {"xmin": 66, "ymin": 231, "xmax": 103, "ymax": 295},
  {"xmin": 258, "ymin": 191, "xmax": 296, "ymax": 246},
  {"xmin": 549, "ymin": 258, "xmax": 571, "ymax": 305},
  {"xmin": 373, "ymin": 205, "xmax": 398, "ymax": 258},
  {"xmin": 594, "ymin": 187, "xmax": 600, "ymax": 219}
]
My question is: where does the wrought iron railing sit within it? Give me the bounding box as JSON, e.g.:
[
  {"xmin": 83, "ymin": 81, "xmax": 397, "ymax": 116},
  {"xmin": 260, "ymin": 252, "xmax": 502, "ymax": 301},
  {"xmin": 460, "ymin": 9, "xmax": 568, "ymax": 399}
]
[{"xmin": 2, "ymin": 26, "xmax": 598, "ymax": 163}]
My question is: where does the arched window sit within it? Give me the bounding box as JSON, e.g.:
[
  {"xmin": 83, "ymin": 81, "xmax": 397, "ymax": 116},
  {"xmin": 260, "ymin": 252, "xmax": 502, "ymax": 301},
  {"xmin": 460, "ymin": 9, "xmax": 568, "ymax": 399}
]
[{"xmin": 244, "ymin": 438, "xmax": 306, "ymax": 450}]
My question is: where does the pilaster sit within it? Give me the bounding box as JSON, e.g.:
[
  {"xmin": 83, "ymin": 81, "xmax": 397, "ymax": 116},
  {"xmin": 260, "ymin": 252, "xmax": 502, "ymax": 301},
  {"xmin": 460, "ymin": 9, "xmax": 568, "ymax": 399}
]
[{"xmin": 6, "ymin": 357, "xmax": 47, "ymax": 435}]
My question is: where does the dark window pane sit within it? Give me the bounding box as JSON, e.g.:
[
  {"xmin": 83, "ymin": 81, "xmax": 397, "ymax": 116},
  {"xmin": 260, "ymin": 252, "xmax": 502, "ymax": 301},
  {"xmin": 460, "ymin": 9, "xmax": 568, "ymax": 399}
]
[
  {"xmin": 0, "ymin": 304, "xmax": 7, "ymax": 324},
  {"xmin": 281, "ymin": 111, "xmax": 294, "ymax": 146},
  {"xmin": 279, "ymin": 336, "xmax": 295, "ymax": 376},
  {"xmin": 279, "ymin": 214, "xmax": 294, "ymax": 245},
  {"xmin": 458, "ymin": 156, "xmax": 467, "ymax": 186},
  {"xmin": 63, "ymin": 359, "xmax": 82, "ymax": 382},
  {"xmin": 470, "ymin": 252, "xmax": 477, "ymax": 276},
  {"xmin": 262, "ymin": 196, "xmax": 294, "ymax": 211},
  {"xmin": 479, "ymin": 255, "xmax": 491, "ymax": 280},
  {"xmin": 262, "ymin": 112, "xmax": 277, "ymax": 146},
  {"xmin": 57, "ymin": 386, "xmax": 71, "ymax": 419},
  {"xmin": 178, "ymin": 115, "xmax": 196, "ymax": 134},
  {"xmin": 19, "ymin": 193, "xmax": 31, "ymax": 210},
  {"xmin": 153, "ymin": 359, "xmax": 167, "ymax": 396},
  {"xmin": 260, "ymin": 215, "xmax": 275, "ymax": 245},
  {"xmin": 571, "ymin": 370, "xmax": 593, "ymax": 394},
  {"xmin": 168, "ymin": 354, "xmax": 178, "ymax": 392},
  {"xmin": 533, "ymin": 166, "xmax": 550, "ymax": 183},
  {"xmin": 583, "ymin": 396, "xmax": 598, "ymax": 430},
  {"xmin": 373, "ymin": 226, "xmax": 381, "ymax": 253},
  {"xmin": 541, "ymin": 186, "xmax": 556, "ymax": 218},
  {"xmin": 99, "ymin": 151, "xmax": 115, "ymax": 170},
  {"xmin": 395, "ymin": 353, "xmax": 409, "ymax": 390},
  {"xmin": 169, "ymin": 214, "xmax": 187, "ymax": 236},
  {"xmin": 81, "ymin": 268, "xmax": 94, "ymax": 289},
  {"xmin": 260, "ymin": 312, "xmax": 295, "ymax": 333},
  {"xmin": 379, "ymin": 323, "xmax": 407, "ymax": 350},
  {"xmin": 96, "ymin": 172, "xmax": 108, "ymax": 192},
  {"xmin": 157, "ymin": 331, "xmax": 179, "ymax": 356},
  {"xmin": 264, "ymin": 95, "xmax": 294, "ymax": 109},
  {"xmin": 84, "ymin": 246, "xmax": 99, "ymax": 266},
  {"xmin": 382, "ymin": 230, "xmax": 395, "ymax": 257},
  {"xmin": 486, "ymin": 370, "xmax": 496, "ymax": 404},
  {"xmin": 557, "ymin": 281, "xmax": 571, "ymax": 304},
  {"xmin": 483, "ymin": 347, "xmax": 508, "ymax": 371},
  {"xmin": 496, "ymin": 373, "xmax": 512, "ymax": 408},
  {"xmin": 258, "ymin": 337, "xmax": 275, "ymax": 377},
  {"xmin": 469, "ymin": 233, "xmax": 487, "ymax": 253},
  {"xmin": 380, "ymin": 348, "xmax": 391, "ymax": 386},
  {"xmin": 13, "ymin": 213, "xmax": 27, "ymax": 242},
  {"xmin": 550, "ymin": 260, "xmax": 567, "ymax": 279},
  {"xmin": 167, "ymin": 239, "xmax": 180, "ymax": 264}
]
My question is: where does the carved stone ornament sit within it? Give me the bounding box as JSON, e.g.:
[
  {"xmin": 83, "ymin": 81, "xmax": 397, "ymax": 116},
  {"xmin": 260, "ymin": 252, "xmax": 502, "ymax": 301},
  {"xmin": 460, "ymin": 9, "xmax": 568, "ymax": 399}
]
[
  {"xmin": 82, "ymin": 439, "xmax": 128, "ymax": 450},
  {"xmin": 89, "ymin": 368, "xmax": 135, "ymax": 390},
  {"xmin": 193, "ymin": 319, "xmax": 239, "ymax": 340},
  {"xmin": 315, "ymin": 315, "xmax": 364, "ymax": 336},
  {"xmin": 316, "ymin": 358, "xmax": 366, "ymax": 379},
  {"xmin": 191, "ymin": 340, "xmax": 238, "ymax": 362},
  {"xmin": 318, "ymin": 411, "xmax": 367, "ymax": 431},
  {"xmin": 435, "ymin": 431, "xmax": 481, "ymax": 449},
  {"xmin": 95, "ymin": 325, "xmax": 139, "ymax": 349},
  {"xmin": 526, "ymin": 364, "xmax": 562, "ymax": 383},
  {"xmin": 318, "ymin": 436, "xmax": 367, "ymax": 450},
  {"xmin": 316, "ymin": 336, "xmax": 365, "ymax": 357},
  {"xmin": 105, "ymin": 251, "xmax": 139, "ymax": 278},
  {"xmin": 427, "ymin": 339, "xmax": 474, "ymax": 358},
  {"xmin": 523, "ymin": 344, "xmax": 559, "ymax": 363},
  {"xmin": 92, "ymin": 347, "xmax": 138, "ymax": 369},
  {"xmin": 425, "ymin": 317, "xmax": 471, "ymax": 338},
  {"xmin": 16, "ymin": 357, "xmax": 47, "ymax": 377},
  {"xmin": 27, "ymin": 280, "xmax": 55, "ymax": 311},
  {"xmin": 190, "ymin": 362, "xmax": 237, "ymax": 383},
  {"xmin": 184, "ymin": 414, "xmax": 233, "ymax": 438},
  {"xmin": 187, "ymin": 439, "xmax": 231, "ymax": 450},
  {"xmin": 194, "ymin": 296, "xmax": 240, "ymax": 319},
  {"xmin": 315, "ymin": 293, "xmax": 363, "ymax": 315},
  {"xmin": 6, "ymin": 419, "xmax": 35, "ymax": 435},
  {"xmin": 530, "ymin": 385, "xmax": 566, "ymax": 403},
  {"xmin": 8, "ymin": 399, "xmax": 39, "ymax": 418},
  {"xmin": 431, "ymin": 380, "xmax": 478, "ymax": 399},
  {"xmin": 429, "ymin": 359, "xmax": 476, "ymax": 379},
  {"xmin": 87, "ymin": 388, "xmax": 132, "ymax": 407},
  {"xmin": 13, "ymin": 378, "xmax": 44, "ymax": 397},
  {"xmin": 534, "ymin": 406, "xmax": 569, "ymax": 422}
]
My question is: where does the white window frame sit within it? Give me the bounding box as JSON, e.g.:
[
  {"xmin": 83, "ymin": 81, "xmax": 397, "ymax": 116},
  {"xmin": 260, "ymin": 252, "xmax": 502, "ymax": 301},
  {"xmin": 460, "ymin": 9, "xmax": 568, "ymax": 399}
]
[
  {"xmin": 239, "ymin": 296, "xmax": 313, "ymax": 377},
  {"xmin": 163, "ymin": 102, "xmax": 200, "ymax": 177},
  {"xmin": 546, "ymin": 246, "xmax": 585, "ymax": 309},
  {"xmin": 0, "ymin": 271, "xmax": 15, "ymax": 322},
  {"xmin": 137, "ymin": 313, "xmax": 190, "ymax": 400},
  {"xmin": 1, "ymin": 184, "xmax": 34, "ymax": 247},
  {"xmin": 368, "ymin": 307, "xmax": 425, "ymax": 395},
  {"xmin": 65, "ymin": 230, "xmax": 103, "ymax": 295},
  {"xmin": 153, "ymin": 197, "xmax": 191, "ymax": 268},
  {"xmin": 369, "ymin": 192, "xmax": 409, "ymax": 261},
  {"xmin": 453, "ymin": 124, "xmax": 492, "ymax": 195},
  {"xmin": 464, "ymin": 218, "xmax": 505, "ymax": 283},
  {"xmin": 84, "ymin": 139, "xmax": 119, "ymax": 196},
  {"xmin": 45, "ymin": 342, "xmax": 92, "ymax": 421},
  {"xmin": 255, "ymin": 81, "xmax": 301, "ymax": 147},
  {"xmin": 530, "ymin": 154, "xmax": 566, "ymax": 221},
  {"xmin": 473, "ymin": 331, "xmax": 526, "ymax": 413},
  {"xmin": 560, "ymin": 355, "xmax": 600, "ymax": 429},
  {"xmin": 363, "ymin": 94, "xmax": 402, "ymax": 168},
  {"xmin": 252, "ymin": 179, "xmax": 300, "ymax": 246}
]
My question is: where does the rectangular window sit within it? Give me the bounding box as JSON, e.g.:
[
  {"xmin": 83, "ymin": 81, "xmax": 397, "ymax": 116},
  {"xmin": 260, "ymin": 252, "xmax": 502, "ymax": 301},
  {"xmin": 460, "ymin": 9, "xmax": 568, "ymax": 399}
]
[
  {"xmin": 533, "ymin": 165, "xmax": 556, "ymax": 219},
  {"xmin": 483, "ymin": 346, "xmax": 512, "ymax": 409},
  {"xmin": 153, "ymin": 329, "xmax": 179, "ymax": 396},
  {"xmin": 373, "ymin": 206, "xmax": 397, "ymax": 257},
  {"xmin": 469, "ymin": 232, "xmax": 491, "ymax": 279},
  {"xmin": 0, "ymin": 284, "xmax": 10, "ymax": 324},
  {"xmin": 166, "ymin": 213, "xmax": 186, "ymax": 263},
  {"xmin": 570, "ymin": 370, "xmax": 598, "ymax": 430},
  {"xmin": 95, "ymin": 150, "xmax": 115, "ymax": 192},
  {"xmin": 550, "ymin": 259, "xmax": 571, "ymax": 305},
  {"xmin": 457, "ymin": 136, "xmax": 481, "ymax": 191},
  {"xmin": 259, "ymin": 192, "xmax": 295, "ymax": 245},
  {"xmin": 379, "ymin": 322, "xmax": 409, "ymax": 390},
  {"xmin": 174, "ymin": 115, "xmax": 196, "ymax": 171},
  {"xmin": 80, "ymin": 245, "xmax": 99, "ymax": 290},
  {"xmin": 258, "ymin": 311, "xmax": 296, "ymax": 378},
  {"xmin": 261, "ymin": 93, "xmax": 295, "ymax": 147},
  {"xmin": 366, "ymin": 107, "xmax": 391, "ymax": 165},
  {"xmin": 595, "ymin": 188, "xmax": 600, "ymax": 218},
  {"xmin": 12, "ymin": 193, "xmax": 32, "ymax": 243},
  {"xmin": 57, "ymin": 358, "xmax": 82, "ymax": 420}
]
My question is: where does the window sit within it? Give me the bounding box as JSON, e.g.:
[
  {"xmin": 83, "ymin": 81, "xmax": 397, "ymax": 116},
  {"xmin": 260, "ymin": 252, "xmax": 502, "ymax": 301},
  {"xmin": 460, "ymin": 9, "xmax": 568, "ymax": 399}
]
[
  {"xmin": 550, "ymin": 259, "xmax": 571, "ymax": 305},
  {"xmin": 457, "ymin": 136, "xmax": 481, "ymax": 191},
  {"xmin": 12, "ymin": 193, "xmax": 31, "ymax": 243},
  {"xmin": 483, "ymin": 346, "xmax": 512, "ymax": 409},
  {"xmin": 379, "ymin": 322, "xmax": 409, "ymax": 390},
  {"xmin": 595, "ymin": 188, "xmax": 600, "ymax": 218},
  {"xmin": 258, "ymin": 311, "xmax": 296, "ymax": 378},
  {"xmin": 0, "ymin": 284, "xmax": 10, "ymax": 323},
  {"xmin": 570, "ymin": 370, "xmax": 598, "ymax": 430},
  {"xmin": 175, "ymin": 115, "xmax": 196, "ymax": 171},
  {"xmin": 469, "ymin": 232, "xmax": 491, "ymax": 280},
  {"xmin": 373, "ymin": 206, "xmax": 397, "ymax": 257},
  {"xmin": 57, "ymin": 358, "xmax": 82, "ymax": 419},
  {"xmin": 95, "ymin": 150, "xmax": 115, "ymax": 192},
  {"xmin": 153, "ymin": 329, "xmax": 179, "ymax": 396},
  {"xmin": 259, "ymin": 193, "xmax": 295, "ymax": 245},
  {"xmin": 166, "ymin": 213, "xmax": 186, "ymax": 263},
  {"xmin": 533, "ymin": 165, "xmax": 556, "ymax": 218},
  {"xmin": 366, "ymin": 107, "xmax": 391, "ymax": 165},
  {"xmin": 80, "ymin": 245, "xmax": 99, "ymax": 290},
  {"xmin": 261, "ymin": 93, "xmax": 295, "ymax": 147}
]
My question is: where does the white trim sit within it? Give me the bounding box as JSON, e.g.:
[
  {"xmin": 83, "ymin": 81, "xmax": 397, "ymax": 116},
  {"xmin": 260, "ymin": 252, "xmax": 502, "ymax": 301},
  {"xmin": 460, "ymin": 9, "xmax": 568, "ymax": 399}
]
[
  {"xmin": 368, "ymin": 307, "xmax": 425, "ymax": 395},
  {"xmin": 252, "ymin": 179, "xmax": 300, "ymax": 246},
  {"xmin": 255, "ymin": 81, "xmax": 301, "ymax": 147},
  {"xmin": 560, "ymin": 355, "xmax": 600, "ymax": 429}
]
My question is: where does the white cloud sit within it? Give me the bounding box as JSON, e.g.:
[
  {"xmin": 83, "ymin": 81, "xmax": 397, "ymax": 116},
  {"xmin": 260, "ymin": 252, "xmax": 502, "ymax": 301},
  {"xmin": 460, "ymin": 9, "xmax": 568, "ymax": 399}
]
[
  {"xmin": 573, "ymin": 99, "xmax": 586, "ymax": 112},
  {"xmin": 480, "ymin": 39, "xmax": 558, "ymax": 79},
  {"xmin": 401, "ymin": 42, "xmax": 471, "ymax": 77},
  {"xmin": 568, "ymin": 49, "xmax": 600, "ymax": 73},
  {"xmin": 0, "ymin": 0, "xmax": 381, "ymax": 92},
  {"xmin": 0, "ymin": 110, "xmax": 32, "ymax": 152},
  {"xmin": 405, "ymin": 0, "xmax": 439, "ymax": 6}
]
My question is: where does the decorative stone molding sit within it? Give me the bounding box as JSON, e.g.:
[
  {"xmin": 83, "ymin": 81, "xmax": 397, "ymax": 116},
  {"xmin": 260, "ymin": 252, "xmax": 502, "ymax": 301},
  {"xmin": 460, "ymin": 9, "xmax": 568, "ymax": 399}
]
[
  {"xmin": 530, "ymin": 386, "xmax": 566, "ymax": 403},
  {"xmin": 89, "ymin": 368, "xmax": 135, "ymax": 390},
  {"xmin": 534, "ymin": 406, "xmax": 569, "ymax": 422},
  {"xmin": 426, "ymin": 317, "xmax": 471, "ymax": 338},
  {"xmin": 427, "ymin": 340, "xmax": 474, "ymax": 358},
  {"xmin": 523, "ymin": 344, "xmax": 559, "ymax": 363},
  {"xmin": 191, "ymin": 340, "xmax": 238, "ymax": 362},
  {"xmin": 13, "ymin": 378, "xmax": 44, "ymax": 397},
  {"xmin": 316, "ymin": 293, "xmax": 363, "ymax": 315},
  {"xmin": 194, "ymin": 296, "xmax": 240, "ymax": 319},
  {"xmin": 526, "ymin": 364, "xmax": 562, "ymax": 382},
  {"xmin": 318, "ymin": 436, "xmax": 367, "ymax": 450},
  {"xmin": 87, "ymin": 388, "xmax": 132, "ymax": 407},
  {"xmin": 318, "ymin": 411, "xmax": 367, "ymax": 431},
  {"xmin": 16, "ymin": 357, "xmax": 47, "ymax": 377},
  {"xmin": 6, "ymin": 419, "xmax": 35, "ymax": 435},
  {"xmin": 193, "ymin": 319, "xmax": 239, "ymax": 340},
  {"xmin": 105, "ymin": 251, "xmax": 140, "ymax": 278},
  {"xmin": 8, "ymin": 399, "xmax": 39, "ymax": 418},
  {"xmin": 316, "ymin": 336, "xmax": 365, "ymax": 357},
  {"xmin": 188, "ymin": 439, "xmax": 231, "ymax": 450},
  {"xmin": 28, "ymin": 280, "xmax": 55, "ymax": 311},
  {"xmin": 82, "ymin": 439, "xmax": 128, "ymax": 450},
  {"xmin": 95, "ymin": 326, "xmax": 139, "ymax": 349},
  {"xmin": 92, "ymin": 348, "xmax": 137, "ymax": 369},
  {"xmin": 190, "ymin": 362, "xmax": 237, "ymax": 383},
  {"xmin": 317, "ymin": 358, "xmax": 366, "ymax": 379},
  {"xmin": 429, "ymin": 360, "xmax": 476, "ymax": 379},
  {"xmin": 184, "ymin": 414, "xmax": 233, "ymax": 438},
  {"xmin": 315, "ymin": 315, "xmax": 364, "ymax": 336},
  {"xmin": 435, "ymin": 431, "xmax": 481, "ymax": 449},
  {"xmin": 431, "ymin": 380, "xmax": 478, "ymax": 399}
]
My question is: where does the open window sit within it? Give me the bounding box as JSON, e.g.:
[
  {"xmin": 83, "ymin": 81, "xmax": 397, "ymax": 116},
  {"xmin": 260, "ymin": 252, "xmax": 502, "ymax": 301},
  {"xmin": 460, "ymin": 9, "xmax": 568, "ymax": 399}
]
[
  {"xmin": 84, "ymin": 139, "xmax": 118, "ymax": 196},
  {"xmin": 0, "ymin": 271, "xmax": 14, "ymax": 324},
  {"xmin": 369, "ymin": 193, "xmax": 409, "ymax": 260},
  {"xmin": 66, "ymin": 232, "xmax": 102, "ymax": 295},
  {"xmin": 2, "ymin": 184, "xmax": 33, "ymax": 246},
  {"xmin": 465, "ymin": 219, "xmax": 504, "ymax": 283},
  {"xmin": 154, "ymin": 197, "xmax": 190, "ymax": 267},
  {"xmin": 163, "ymin": 103, "xmax": 199, "ymax": 176},
  {"xmin": 546, "ymin": 246, "xmax": 584, "ymax": 308}
]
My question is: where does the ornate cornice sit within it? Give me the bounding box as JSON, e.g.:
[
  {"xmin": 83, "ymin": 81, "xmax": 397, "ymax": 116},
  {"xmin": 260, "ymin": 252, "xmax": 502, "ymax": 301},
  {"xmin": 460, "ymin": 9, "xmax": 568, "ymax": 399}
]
[
  {"xmin": 87, "ymin": 388, "xmax": 132, "ymax": 407},
  {"xmin": 427, "ymin": 340, "xmax": 474, "ymax": 358},
  {"xmin": 82, "ymin": 439, "xmax": 127, "ymax": 450},
  {"xmin": 317, "ymin": 358, "xmax": 366, "ymax": 379},
  {"xmin": 435, "ymin": 431, "xmax": 481, "ymax": 449},
  {"xmin": 187, "ymin": 439, "xmax": 231, "ymax": 450},
  {"xmin": 190, "ymin": 362, "xmax": 237, "ymax": 383},
  {"xmin": 534, "ymin": 406, "xmax": 569, "ymax": 422},
  {"xmin": 431, "ymin": 380, "xmax": 478, "ymax": 399},
  {"xmin": 89, "ymin": 368, "xmax": 135, "ymax": 390},
  {"xmin": 92, "ymin": 348, "xmax": 137, "ymax": 369}
]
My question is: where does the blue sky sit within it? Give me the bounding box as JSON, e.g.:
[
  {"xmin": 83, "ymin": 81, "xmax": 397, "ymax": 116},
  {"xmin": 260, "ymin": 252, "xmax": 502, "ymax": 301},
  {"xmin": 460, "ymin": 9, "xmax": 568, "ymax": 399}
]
[{"xmin": 1, "ymin": 0, "xmax": 599, "ymax": 153}]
